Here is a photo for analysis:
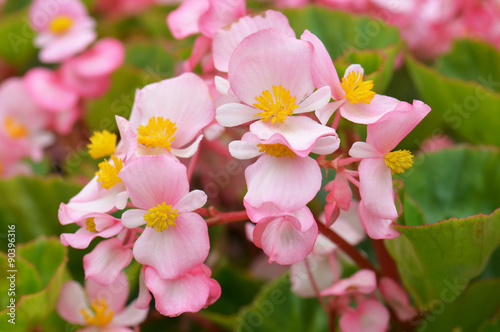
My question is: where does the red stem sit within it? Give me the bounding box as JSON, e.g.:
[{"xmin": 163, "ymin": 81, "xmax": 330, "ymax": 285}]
[
  {"xmin": 206, "ymin": 209, "xmax": 249, "ymax": 226},
  {"xmin": 372, "ymin": 239, "xmax": 400, "ymax": 283}
]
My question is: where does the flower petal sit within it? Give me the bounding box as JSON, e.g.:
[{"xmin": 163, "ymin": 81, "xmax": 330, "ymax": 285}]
[
  {"xmin": 339, "ymin": 299, "xmax": 390, "ymax": 332},
  {"xmin": 358, "ymin": 201, "xmax": 400, "ymax": 240},
  {"xmin": 112, "ymin": 300, "xmax": 149, "ymax": 326},
  {"xmin": 294, "ymin": 86, "xmax": 331, "ymax": 114},
  {"xmin": 57, "ymin": 281, "xmax": 87, "ymax": 325},
  {"xmin": 216, "ymin": 102, "xmax": 258, "ymax": 127},
  {"xmin": 321, "ymin": 269, "xmax": 377, "ymax": 296},
  {"xmin": 340, "ymin": 94, "xmax": 400, "ymax": 124},
  {"xmin": 174, "ymin": 190, "xmax": 207, "ymax": 213},
  {"xmin": 85, "ymin": 272, "xmax": 129, "ymax": 313}
]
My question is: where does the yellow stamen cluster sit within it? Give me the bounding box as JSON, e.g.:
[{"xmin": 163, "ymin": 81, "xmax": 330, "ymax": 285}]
[
  {"xmin": 87, "ymin": 130, "xmax": 117, "ymax": 159},
  {"xmin": 254, "ymin": 85, "xmax": 299, "ymax": 124},
  {"xmin": 144, "ymin": 202, "xmax": 179, "ymax": 232},
  {"xmin": 257, "ymin": 143, "xmax": 295, "ymax": 158},
  {"xmin": 137, "ymin": 117, "xmax": 177, "ymax": 150},
  {"xmin": 96, "ymin": 155, "xmax": 123, "ymax": 189},
  {"xmin": 384, "ymin": 150, "xmax": 414, "ymax": 174},
  {"xmin": 4, "ymin": 116, "xmax": 28, "ymax": 139},
  {"xmin": 340, "ymin": 71, "xmax": 376, "ymax": 104},
  {"xmin": 79, "ymin": 298, "xmax": 114, "ymax": 327},
  {"xmin": 85, "ymin": 217, "xmax": 97, "ymax": 232},
  {"xmin": 49, "ymin": 15, "xmax": 73, "ymax": 34}
]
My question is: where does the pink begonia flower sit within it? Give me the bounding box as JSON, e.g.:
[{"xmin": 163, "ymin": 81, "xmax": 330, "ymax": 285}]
[
  {"xmin": 349, "ymin": 100, "xmax": 431, "ymax": 239},
  {"xmin": 84, "ymin": 237, "xmax": 134, "ymax": 285},
  {"xmin": 143, "ymin": 264, "xmax": 221, "ymax": 317},
  {"xmin": 24, "ymin": 67, "xmax": 79, "ymax": 112},
  {"xmin": 322, "ymin": 269, "xmax": 377, "ymax": 296},
  {"xmin": 119, "ymin": 155, "xmax": 210, "ymax": 279},
  {"xmin": 60, "ymin": 38, "xmax": 125, "ymax": 98},
  {"xmin": 324, "ymin": 169, "xmax": 353, "ymax": 225},
  {"xmin": 60, "ymin": 212, "xmax": 123, "ymax": 249},
  {"xmin": 246, "ymin": 202, "xmax": 319, "ymax": 265},
  {"xmin": 125, "ymin": 73, "xmax": 215, "ymax": 159},
  {"xmin": 216, "ymin": 29, "xmax": 331, "ymax": 130},
  {"xmin": 301, "ymin": 30, "xmax": 399, "ymax": 125},
  {"xmin": 339, "ymin": 298, "xmax": 390, "ymax": 332},
  {"xmin": 167, "ymin": 0, "xmax": 246, "ymax": 39},
  {"xmin": 230, "ymin": 130, "xmax": 339, "ymax": 211},
  {"xmin": 212, "ymin": 10, "xmax": 296, "ymax": 72},
  {"xmin": 57, "ymin": 273, "xmax": 148, "ymax": 331},
  {"xmin": 291, "ymin": 203, "xmax": 365, "ymax": 297},
  {"xmin": 0, "ymin": 78, "xmax": 54, "ymax": 162},
  {"xmin": 379, "ymin": 277, "xmax": 417, "ymax": 321},
  {"xmin": 29, "ymin": 0, "xmax": 97, "ymax": 63}
]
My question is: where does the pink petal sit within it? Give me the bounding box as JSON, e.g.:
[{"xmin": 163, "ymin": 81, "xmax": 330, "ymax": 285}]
[
  {"xmin": 249, "ymin": 116, "xmax": 339, "ymax": 157},
  {"xmin": 39, "ymin": 27, "xmax": 97, "ymax": 63},
  {"xmin": 24, "ymin": 68, "xmax": 79, "ymax": 112},
  {"xmin": 340, "ymin": 94, "xmax": 400, "ymax": 125},
  {"xmin": 136, "ymin": 73, "xmax": 215, "ymax": 148},
  {"xmin": 245, "ymin": 202, "xmax": 315, "ymax": 233},
  {"xmin": 349, "ymin": 142, "xmax": 382, "ymax": 159},
  {"xmin": 85, "ymin": 272, "xmax": 129, "ymax": 313},
  {"xmin": 358, "ymin": 201, "xmax": 400, "ymax": 240},
  {"xmin": 115, "ymin": 116, "xmax": 137, "ymax": 161},
  {"xmin": 60, "ymin": 215, "xmax": 122, "ymax": 249},
  {"xmin": 112, "ymin": 301, "xmax": 148, "ymax": 326},
  {"xmin": 144, "ymin": 265, "xmax": 220, "ymax": 317},
  {"xmin": 59, "ymin": 61, "xmax": 110, "ymax": 98},
  {"xmin": 315, "ymin": 100, "xmax": 343, "ymax": 125},
  {"xmin": 119, "ymin": 155, "xmax": 189, "ymax": 209},
  {"xmin": 228, "ymin": 139, "xmax": 262, "ymax": 160},
  {"xmin": 166, "ymin": 0, "xmax": 209, "ymax": 39},
  {"xmin": 294, "ymin": 86, "xmax": 331, "ymax": 114},
  {"xmin": 171, "ymin": 135, "xmax": 203, "ymax": 158},
  {"xmin": 358, "ymin": 158, "xmax": 397, "ymax": 220},
  {"xmin": 321, "ymin": 269, "xmax": 377, "ymax": 296},
  {"xmin": 84, "ymin": 238, "xmax": 133, "ymax": 285},
  {"xmin": 215, "ymin": 102, "xmax": 257, "ymax": 127},
  {"xmin": 367, "ymin": 100, "xmax": 431, "ymax": 153},
  {"xmin": 212, "ymin": 10, "xmax": 295, "ymax": 72},
  {"xmin": 29, "ymin": 0, "xmax": 90, "ymax": 31},
  {"xmin": 339, "ymin": 299, "xmax": 390, "ymax": 332},
  {"xmin": 290, "ymin": 253, "xmax": 340, "ymax": 297},
  {"xmin": 133, "ymin": 212, "xmax": 209, "ymax": 279},
  {"xmin": 198, "ymin": 0, "xmax": 246, "ymax": 38},
  {"xmin": 228, "ymin": 29, "xmax": 315, "ymax": 107},
  {"xmin": 135, "ymin": 268, "xmax": 152, "ymax": 310},
  {"xmin": 71, "ymin": 38, "xmax": 125, "ymax": 78},
  {"xmin": 300, "ymin": 30, "xmax": 344, "ymax": 99},
  {"xmin": 379, "ymin": 277, "xmax": 417, "ymax": 321},
  {"xmin": 330, "ymin": 202, "xmax": 365, "ymax": 246},
  {"xmin": 174, "ymin": 190, "xmax": 207, "ymax": 213},
  {"xmin": 312, "ymin": 135, "xmax": 342, "ymax": 156},
  {"xmin": 244, "ymin": 154, "xmax": 322, "ymax": 211},
  {"xmin": 253, "ymin": 216, "xmax": 318, "ymax": 265},
  {"xmin": 57, "ymin": 281, "xmax": 87, "ymax": 325}
]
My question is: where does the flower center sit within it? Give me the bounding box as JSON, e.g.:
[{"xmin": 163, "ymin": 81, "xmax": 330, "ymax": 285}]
[
  {"xmin": 96, "ymin": 155, "xmax": 123, "ymax": 189},
  {"xmin": 340, "ymin": 71, "xmax": 375, "ymax": 104},
  {"xmin": 79, "ymin": 298, "xmax": 114, "ymax": 327},
  {"xmin": 4, "ymin": 116, "xmax": 28, "ymax": 139},
  {"xmin": 88, "ymin": 130, "xmax": 117, "ymax": 159},
  {"xmin": 253, "ymin": 85, "xmax": 299, "ymax": 124},
  {"xmin": 85, "ymin": 217, "xmax": 97, "ymax": 232},
  {"xmin": 257, "ymin": 143, "xmax": 295, "ymax": 158},
  {"xmin": 384, "ymin": 150, "xmax": 414, "ymax": 174},
  {"xmin": 49, "ymin": 15, "xmax": 73, "ymax": 34},
  {"xmin": 137, "ymin": 117, "xmax": 177, "ymax": 150},
  {"xmin": 144, "ymin": 202, "xmax": 179, "ymax": 232}
]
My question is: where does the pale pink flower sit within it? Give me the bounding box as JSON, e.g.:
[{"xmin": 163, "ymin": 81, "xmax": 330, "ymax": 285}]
[
  {"xmin": 301, "ymin": 30, "xmax": 400, "ymax": 125},
  {"xmin": 60, "ymin": 38, "xmax": 125, "ymax": 98},
  {"xmin": 216, "ymin": 29, "xmax": 331, "ymax": 129},
  {"xmin": 142, "ymin": 264, "xmax": 221, "ymax": 317},
  {"xmin": 29, "ymin": 0, "xmax": 96, "ymax": 63},
  {"xmin": 349, "ymin": 100, "xmax": 431, "ymax": 239},
  {"xmin": 339, "ymin": 298, "xmax": 390, "ymax": 332},
  {"xmin": 119, "ymin": 154, "xmax": 209, "ymax": 279},
  {"xmin": 322, "ymin": 269, "xmax": 377, "ymax": 296},
  {"xmin": 245, "ymin": 202, "xmax": 319, "ymax": 265},
  {"xmin": 83, "ymin": 238, "xmax": 134, "ymax": 285},
  {"xmin": 0, "ymin": 77, "xmax": 53, "ymax": 162},
  {"xmin": 126, "ymin": 73, "xmax": 215, "ymax": 159},
  {"xmin": 57, "ymin": 273, "xmax": 148, "ymax": 331}
]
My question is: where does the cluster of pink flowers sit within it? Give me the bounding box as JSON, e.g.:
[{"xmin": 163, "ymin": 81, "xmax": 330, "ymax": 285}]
[
  {"xmin": 0, "ymin": 0, "xmax": 123, "ymax": 178},
  {"xmin": 276, "ymin": 0, "xmax": 500, "ymax": 59},
  {"xmin": 56, "ymin": 1, "xmax": 432, "ymax": 329}
]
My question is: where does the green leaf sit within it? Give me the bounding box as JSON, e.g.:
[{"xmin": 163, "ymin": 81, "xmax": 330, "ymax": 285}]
[
  {"xmin": 235, "ymin": 273, "xmax": 328, "ymax": 332},
  {"xmin": 479, "ymin": 318, "xmax": 500, "ymax": 332},
  {"xmin": 419, "ymin": 278, "xmax": 500, "ymax": 332},
  {"xmin": 435, "ymin": 39, "xmax": 500, "ymax": 92},
  {"xmin": 406, "ymin": 54, "xmax": 500, "ymax": 146},
  {"xmin": 0, "ymin": 237, "xmax": 68, "ymax": 331},
  {"xmin": 399, "ymin": 147, "xmax": 500, "ymax": 224},
  {"xmin": 125, "ymin": 41, "xmax": 175, "ymax": 75}
]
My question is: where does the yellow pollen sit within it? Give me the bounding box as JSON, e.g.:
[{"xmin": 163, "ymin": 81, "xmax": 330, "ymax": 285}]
[
  {"xmin": 137, "ymin": 117, "xmax": 177, "ymax": 150},
  {"xmin": 79, "ymin": 298, "xmax": 114, "ymax": 327},
  {"xmin": 144, "ymin": 202, "xmax": 179, "ymax": 232},
  {"xmin": 85, "ymin": 217, "xmax": 97, "ymax": 232},
  {"xmin": 49, "ymin": 15, "xmax": 73, "ymax": 34},
  {"xmin": 253, "ymin": 85, "xmax": 299, "ymax": 124},
  {"xmin": 87, "ymin": 130, "xmax": 117, "ymax": 159},
  {"xmin": 96, "ymin": 155, "xmax": 123, "ymax": 189},
  {"xmin": 257, "ymin": 143, "xmax": 295, "ymax": 158},
  {"xmin": 340, "ymin": 71, "xmax": 376, "ymax": 104},
  {"xmin": 384, "ymin": 150, "xmax": 414, "ymax": 174},
  {"xmin": 4, "ymin": 116, "xmax": 28, "ymax": 139}
]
